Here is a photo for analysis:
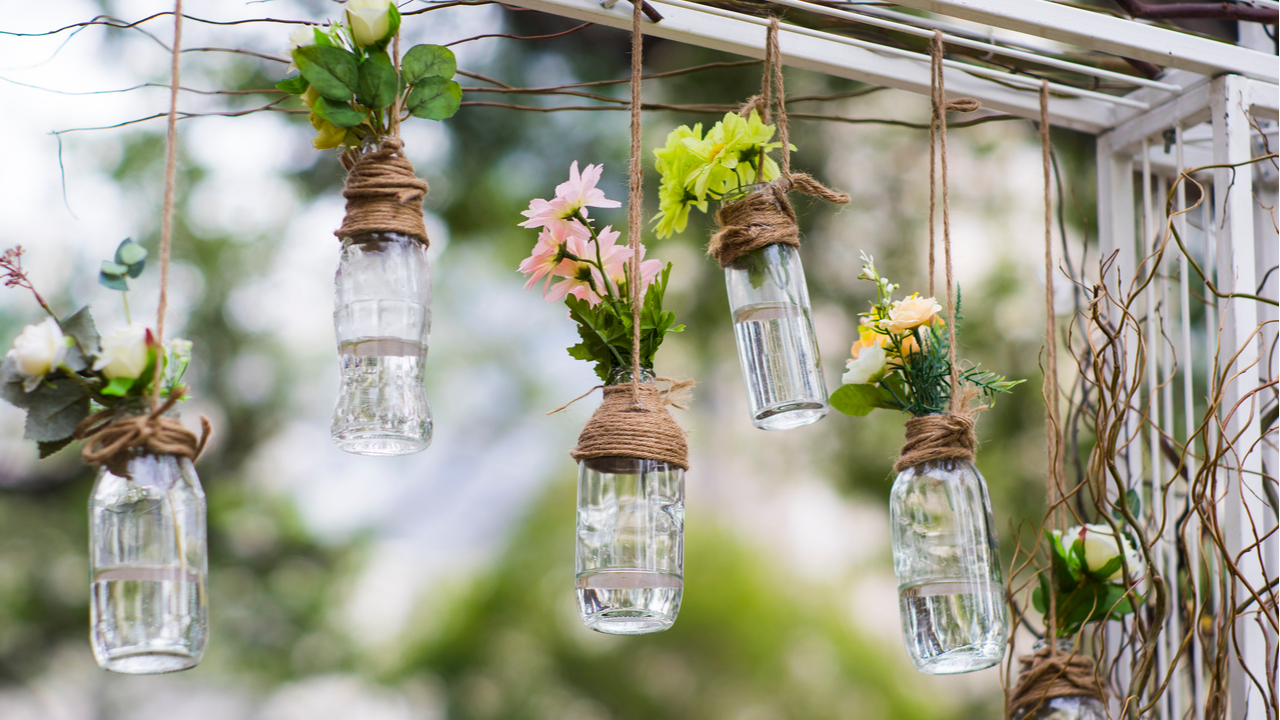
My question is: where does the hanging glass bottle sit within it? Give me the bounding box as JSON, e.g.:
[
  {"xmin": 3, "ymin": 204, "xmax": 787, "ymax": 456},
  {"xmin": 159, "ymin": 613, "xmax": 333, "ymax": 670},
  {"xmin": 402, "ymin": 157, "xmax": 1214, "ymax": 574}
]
[
  {"xmin": 331, "ymin": 230, "xmax": 433, "ymax": 455},
  {"xmin": 575, "ymin": 368, "xmax": 684, "ymax": 635},
  {"xmin": 89, "ymin": 444, "xmax": 208, "ymax": 674},
  {"xmin": 890, "ymin": 455, "xmax": 1009, "ymax": 673},
  {"xmin": 722, "ymin": 185, "xmax": 828, "ymax": 431}
]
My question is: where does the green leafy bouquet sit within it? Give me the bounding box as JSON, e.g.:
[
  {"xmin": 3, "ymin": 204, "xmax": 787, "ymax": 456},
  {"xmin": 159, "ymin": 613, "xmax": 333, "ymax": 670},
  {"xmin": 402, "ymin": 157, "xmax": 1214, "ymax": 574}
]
[
  {"xmin": 830, "ymin": 253, "xmax": 1021, "ymax": 418},
  {"xmin": 275, "ymin": 0, "xmax": 461, "ymax": 150},
  {"xmin": 1, "ymin": 242, "xmax": 192, "ymax": 457}
]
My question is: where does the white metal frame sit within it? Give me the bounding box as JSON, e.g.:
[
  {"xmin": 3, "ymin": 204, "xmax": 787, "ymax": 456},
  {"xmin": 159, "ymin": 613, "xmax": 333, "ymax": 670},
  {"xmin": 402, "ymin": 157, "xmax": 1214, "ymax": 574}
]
[{"xmin": 498, "ymin": 0, "xmax": 1279, "ymax": 715}]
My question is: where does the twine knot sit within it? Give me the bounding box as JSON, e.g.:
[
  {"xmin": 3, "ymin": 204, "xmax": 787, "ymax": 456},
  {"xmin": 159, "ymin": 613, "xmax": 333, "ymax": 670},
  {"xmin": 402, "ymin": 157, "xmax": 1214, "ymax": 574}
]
[
  {"xmin": 73, "ymin": 388, "xmax": 212, "ymax": 479},
  {"xmin": 944, "ymin": 98, "xmax": 981, "ymax": 113},
  {"xmin": 1008, "ymin": 646, "xmax": 1106, "ymax": 717},
  {"xmin": 336, "ymin": 138, "xmax": 431, "ymax": 244},
  {"xmin": 570, "ymin": 382, "xmax": 690, "ymax": 470}
]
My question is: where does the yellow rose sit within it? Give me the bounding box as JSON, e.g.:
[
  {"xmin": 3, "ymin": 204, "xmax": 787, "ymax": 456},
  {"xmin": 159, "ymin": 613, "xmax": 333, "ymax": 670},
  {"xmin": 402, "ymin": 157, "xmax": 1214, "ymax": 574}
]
[
  {"xmin": 880, "ymin": 294, "xmax": 942, "ymax": 334},
  {"xmin": 309, "ymin": 113, "xmax": 346, "ymax": 150}
]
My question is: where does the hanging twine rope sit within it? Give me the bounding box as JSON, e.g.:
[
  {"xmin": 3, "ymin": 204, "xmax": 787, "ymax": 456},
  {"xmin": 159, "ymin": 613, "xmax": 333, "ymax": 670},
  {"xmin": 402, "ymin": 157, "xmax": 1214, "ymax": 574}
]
[
  {"xmin": 1008, "ymin": 646, "xmax": 1106, "ymax": 716},
  {"xmin": 336, "ymin": 137, "xmax": 431, "ymax": 243},
  {"xmin": 707, "ymin": 17, "xmax": 849, "ymax": 269},
  {"xmin": 564, "ymin": 0, "xmax": 690, "ymax": 469},
  {"xmin": 79, "ymin": 1, "xmax": 210, "ymax": 475},
  {"xmin": 894, "ymin": 32, "xmax": 982, "ymax": 472}
]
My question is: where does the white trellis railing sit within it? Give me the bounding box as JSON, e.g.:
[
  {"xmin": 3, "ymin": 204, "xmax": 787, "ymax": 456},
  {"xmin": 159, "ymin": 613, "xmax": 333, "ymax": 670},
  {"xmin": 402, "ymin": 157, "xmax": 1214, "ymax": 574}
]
[{"xmin": 496, "ymin": 0, "xmax": 1278, "ymax": 716}]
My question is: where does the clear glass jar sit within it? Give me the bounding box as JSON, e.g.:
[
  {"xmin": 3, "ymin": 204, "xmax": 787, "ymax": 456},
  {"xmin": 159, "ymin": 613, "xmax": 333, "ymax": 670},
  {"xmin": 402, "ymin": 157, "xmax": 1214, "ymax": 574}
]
[
  {"xmin": 89, "ymin": 452, "xmax": 208, "ymax": 674},
  {"xmin": 575, "ymin": 367, "xmax": 684, "ymax": 635},
  {"xmin": 723, "ymin": 186, "xmax": 828, "ymax": 431},
  {"xmin": 890, "ymin": 455, "xmax": 1009, "ymax": 674},
  {"xmin": 332, "ymin": 231, "xmax": 433, "ymax": 456},
  {"xmin": 1011, "ymin": 641, "xmax": 1108, "ymax": 720}
]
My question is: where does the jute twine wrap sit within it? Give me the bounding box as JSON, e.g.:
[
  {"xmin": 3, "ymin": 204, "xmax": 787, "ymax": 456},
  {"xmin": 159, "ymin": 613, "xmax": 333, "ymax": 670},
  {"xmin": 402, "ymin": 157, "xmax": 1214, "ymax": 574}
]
[
  {"xmin": 76, "ymin": 3, "xmax": 214, "ymax": 477},
  {"xmin": 708, "ymin": 17, "xmax": 849, "ymax": 268},
  {"xmin": 74, "ymin": 389, "xmax": 211, "ymax": 479},
  {"xmin": 571, "ymin": 383, "xmax": 690, "ymax": 470},
  {"xmin": 893, "ymin": 390, "xmax": 979, "ymax": 473},
  {"xmin": 1008, "ymin": 647, "xmax": 1106, "ymax": 717},
  {"xmin": 336, "ymin": 137, "xmax": 430, "ymax": 244}
]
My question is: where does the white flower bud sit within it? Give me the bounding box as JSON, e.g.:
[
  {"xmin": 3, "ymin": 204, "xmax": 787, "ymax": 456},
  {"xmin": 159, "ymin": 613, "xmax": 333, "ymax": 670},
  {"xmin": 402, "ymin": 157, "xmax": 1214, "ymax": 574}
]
[
  {"xmin": 346, "ymin": 0, "xmax": 394, "ymax": 48},
  {"xmin": 94, "ymin": 324, "xmax": 152, "ymax": 381},
  {"xmin": 7, "ymin": 319, "xmax": 67, "ymax": 391},
  {"xmin": 1067, "ymin": 524, "xmax": 1142, "ymax": 581}
]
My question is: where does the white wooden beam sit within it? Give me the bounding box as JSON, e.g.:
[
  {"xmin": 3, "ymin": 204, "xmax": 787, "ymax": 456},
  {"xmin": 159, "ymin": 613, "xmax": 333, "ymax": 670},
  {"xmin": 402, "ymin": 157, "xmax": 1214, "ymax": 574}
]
[
  {"xmin": 497, "ymin": 0, "xmax": 1119, "ymax": 132},
  {"xmin": 889, "ymin": 0, "xmax": 1279, "ymax": 84}
]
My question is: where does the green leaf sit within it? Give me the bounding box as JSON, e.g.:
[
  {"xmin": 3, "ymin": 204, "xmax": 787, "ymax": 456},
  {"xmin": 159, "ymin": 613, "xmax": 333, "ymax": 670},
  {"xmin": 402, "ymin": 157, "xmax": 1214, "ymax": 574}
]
[
  {"xmin": 0, "ymin": 356, "xmax": 32, "ymax": 409},
  {"xmin": 829, "ymin": 383, "xmax": 893, "ymax": 416},
  {"xmin": 22, "ymin": 380, "xmax": 90, "ymax": 442},
  {"xmin": 100, "ymin": 260, "xmax": 128, "ymax": 276},
  {"xmin": 313, "ymin": 27, "xmax": 337, "ymax": 47},
  {"xmin": 401, "ymin": 44, "xmax": 456, "ymax": 85},
  {"xmin": 99, "ymin": 376, "xmax": 134, "ymax": 397},
  {"xmin": 295, "ymin": 45, "xmax": 359, "ymax": 102},
  {"xmin": 38, "ymin": 436, "xmax": 75, "ymax": 459},
  {"xmin": 61, "ymin": 307, "xmax": 99, "ymax": 357},
  {"xmin": 405, "ymin": 78, "xmax": 462, "ymax": 120},
  {"xmin": 1032, "ymin": 573, "xmax": 1049, "ymax": 615},
  {"xmin": 276, "ymin": 74, "xmax": 309, "ymax": 95},
  {"xmin": 312, "ymin": 96, "xmax": 368, "ymax": 128},
  {"xmin": 98, "ymin": 270, "xmax": 129, "ymax": 292},
  {"xmin": 356, "ymin": 51, "xmax": 398, "ymax": 111},
  {"xmin": 114, "ymin": 238, "xmax": 147, "ymax": 269}
]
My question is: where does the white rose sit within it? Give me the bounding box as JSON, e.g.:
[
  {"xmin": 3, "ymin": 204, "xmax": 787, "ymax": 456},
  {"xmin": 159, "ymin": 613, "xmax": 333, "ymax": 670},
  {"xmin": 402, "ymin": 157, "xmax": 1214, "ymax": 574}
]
[
  {"xmin": 346, "ymin": 0, "xmax": 394, "ymax": 48},
  {"xmin": 94, "ymin": 324, "xmax": 152, "ymax": 381},
  {"xmin": 285, "ymin": 26, "xmax": 316, "ymax": 70},
  {"xmin": 842, "ymin": 343, "xmax": 887, "ymax": 385},
  {"xmin": 7, "ymin": 318, "xmax": 67, "ymax": 391},
  {"xmin": 1067, "ymin": 524, "xmax": 1142, "ymax": 581}
]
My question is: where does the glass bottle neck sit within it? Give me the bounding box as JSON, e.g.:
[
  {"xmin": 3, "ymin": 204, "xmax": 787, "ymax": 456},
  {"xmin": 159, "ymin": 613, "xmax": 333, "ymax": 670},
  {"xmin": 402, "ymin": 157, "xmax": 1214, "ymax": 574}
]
[
  {"xmin": 718, "ymin": 182, "xmax": 768, "ymax": 209},
  {"xmin": 606, "ymin": 366, "xmax": 655, "ymax": 386}
]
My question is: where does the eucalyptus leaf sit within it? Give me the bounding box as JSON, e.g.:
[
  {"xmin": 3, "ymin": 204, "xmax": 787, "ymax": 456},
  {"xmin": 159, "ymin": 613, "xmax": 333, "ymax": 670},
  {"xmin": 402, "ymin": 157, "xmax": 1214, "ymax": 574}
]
[
  {"xmin": 22, "ymin": 380, "xmax": 90, "ymax": 442},
  {"xmin": 295, "ymin": 45, "xmax": 359, "ymax": 102},
  {"xmin": 275, "ymin": 74, "xmax": 309, "ymax": 95},
  {"xmin": 356, "ymin": 51, "xmax": 398, "ymax": 111},
  {"xmin": 405, "ymin": 77, "xmax": 461, "ymax": 120},
  {"xmin": 312, "ymin": 96, "xmax": 368, "ymax": 128},
  {"xmin": 114, "ymin": 238, "xmax": 147, "ymax": 267},
  {"xmin": 101, "ymin": 260, "xmax": 128, "ymax": 277},
  {"xmin": 401, "ymin": 44, "xmax": 456, "ymax": 85},
  {"xmin": 98, "ymin": 271, "xmax": 129, "ymax": 292}
]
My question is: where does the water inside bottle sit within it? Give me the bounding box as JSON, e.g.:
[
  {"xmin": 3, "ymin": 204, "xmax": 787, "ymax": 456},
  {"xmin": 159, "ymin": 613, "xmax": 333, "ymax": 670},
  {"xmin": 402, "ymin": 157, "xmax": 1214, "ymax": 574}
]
[
  {"xmin": 897, "ymin": 578, "xmax": 1007, "ymax": 674},
  {"xmin": 332, "ymin": 337, "xmax": 433, "ymax": 456},
  {"xmin": 91, "ymin": 565, "xmax": 206, "ymax": 674},
  {"xmin": 732, "ymin": 301, "xmax": 828, "ymax": 430},
  {"xmin": 576, "ymin": 569, "xmax": 683, "ymax": 635}
]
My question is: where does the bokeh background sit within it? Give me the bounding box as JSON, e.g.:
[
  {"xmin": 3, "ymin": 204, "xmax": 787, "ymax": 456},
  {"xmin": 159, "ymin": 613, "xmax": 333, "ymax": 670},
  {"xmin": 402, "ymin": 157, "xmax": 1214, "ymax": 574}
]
[{"xmin": 0, "ymin": 1, "xmax": 1094, "ymax": 718}]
